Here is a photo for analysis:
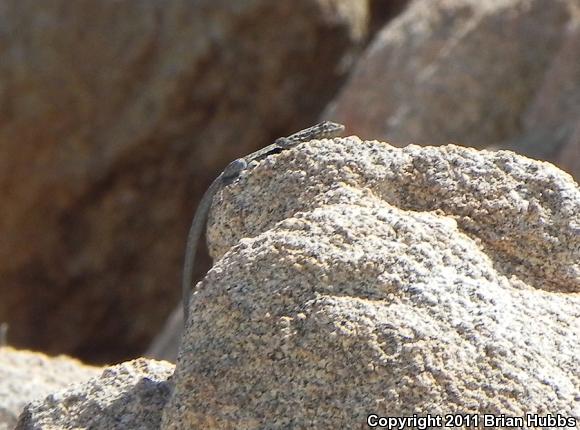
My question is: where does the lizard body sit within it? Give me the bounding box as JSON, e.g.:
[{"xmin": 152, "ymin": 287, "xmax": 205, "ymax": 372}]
[{"xmin": 182, "ymin": 121, "xmax": 345, "ymax": 323}]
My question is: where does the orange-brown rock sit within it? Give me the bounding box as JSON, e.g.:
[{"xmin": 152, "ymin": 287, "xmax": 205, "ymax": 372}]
[{"xmin": 0, "ymin": 0, "xmax": 375, "ymax": 363}]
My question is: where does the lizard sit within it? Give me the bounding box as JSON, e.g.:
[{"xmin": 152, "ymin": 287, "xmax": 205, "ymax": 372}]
[{"xmin": 182, "ymin": 121, "xmax": 345, "ymax": 323}]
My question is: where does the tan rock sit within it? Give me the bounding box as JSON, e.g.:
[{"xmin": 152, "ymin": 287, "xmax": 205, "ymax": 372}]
[
  {"xmin": 519, "ymin": 23, "xmax": 580, "ymax": 179},
  {"xmin": 325, "ymin": 0, "xmax": 579, "ymax": 177},
  {"xmin": 16, "ymin": 358, "xmax": 174, "ymax": 430},
  {"xmin": 8, "ymin": 138, "xmax": 578, "ymax": 428},
  {"xmin": 0, "ymin": 0, "xmax": 371, "ymax": 362},
  {"xmin": 0, "ymin": 347, "xmax": 101, "ymax": 430},
  {"xmin": 163, "ymin": 137, "xmax": 579, "ymax": 428}
]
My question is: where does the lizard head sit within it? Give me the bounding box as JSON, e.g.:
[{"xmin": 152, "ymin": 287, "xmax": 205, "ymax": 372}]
[{"xmin": 222, "ymin": 158, "xmax": 247, "ymax": 180}]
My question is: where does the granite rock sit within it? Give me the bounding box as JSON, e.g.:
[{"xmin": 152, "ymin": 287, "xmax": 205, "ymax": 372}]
[
  {"xmin": 518, "ymin": 22, "xmax": 580, "ymax": 179},
  {"xmin": 0, "ymin": 347, "xmax": 101, "ymax": 430},
  {"xmin": 325, "ymin": 0, "xmax": 579, "ymax": 178},
  {"xmin": 16, "ymin": 358, "xmax": 174, "ymax": 430},
  {"xmin": 162, "ymin": 137, "xmax": 579, "ymax": 428}
]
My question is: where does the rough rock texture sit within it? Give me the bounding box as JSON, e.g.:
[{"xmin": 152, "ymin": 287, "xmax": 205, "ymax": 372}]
[
  {"xmin": 325, "ymin": 0, "xmax": 580, "ymax": 178},
  {"xmin": 163, "ymin": 138, "xmax": 579, "ymax": 428},
  {"xmin": 0, "ymin": 0, "xmax": 372, "ymax": 362},
  {"xmin": 0, "ymin": 347, "xmax": 101, "ymax": 430},
  {"xmin": 16, "ymin": 358, "xmax": 174, "ymax": 430}
]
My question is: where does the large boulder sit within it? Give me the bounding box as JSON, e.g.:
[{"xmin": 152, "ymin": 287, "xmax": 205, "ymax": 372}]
[
  {"xmin": 162, "ymin": 137, "xmax": 579, "ymax": 428},
  {"xmin": 325, "ymin": 0, "xmax": 580, "ymax": 179},
  {"xmin": 517, "ymin": 22, "xmax": 580, "ymax": 179},
  {"xmin": 10, "ymin": 137, "xmax": 579, "ymax": 428},
  {"xmin": 0, "ymin": 0, "xmax": 373, "ymax": 362}
]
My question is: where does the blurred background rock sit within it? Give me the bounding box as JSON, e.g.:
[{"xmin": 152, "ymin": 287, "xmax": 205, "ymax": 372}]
[{"xmin": 0, "ymin": 0, "xmax": 577, "ymax": 365}]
